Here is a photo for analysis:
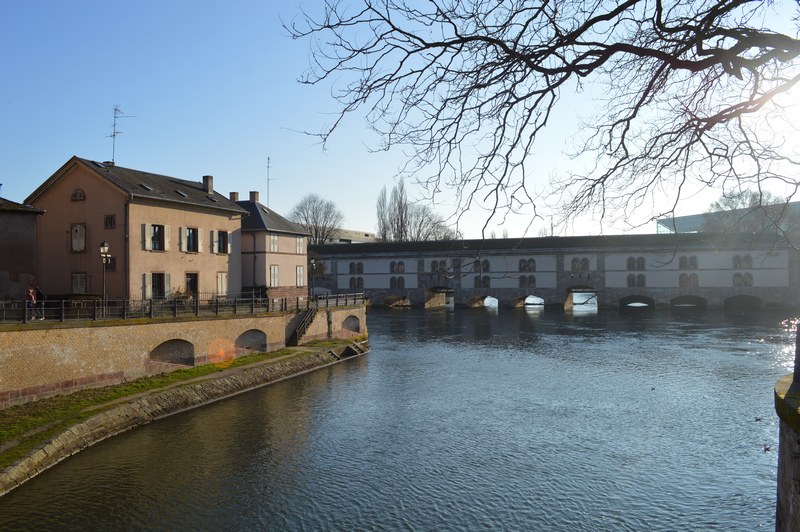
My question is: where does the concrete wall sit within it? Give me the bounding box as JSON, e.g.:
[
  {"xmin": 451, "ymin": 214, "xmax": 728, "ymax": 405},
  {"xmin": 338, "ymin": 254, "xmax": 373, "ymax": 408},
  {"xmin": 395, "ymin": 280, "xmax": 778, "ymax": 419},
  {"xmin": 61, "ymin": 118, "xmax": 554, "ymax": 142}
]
[{"xmin": 0, "ymin": 305, "xmax": 366, "ymax": 408}]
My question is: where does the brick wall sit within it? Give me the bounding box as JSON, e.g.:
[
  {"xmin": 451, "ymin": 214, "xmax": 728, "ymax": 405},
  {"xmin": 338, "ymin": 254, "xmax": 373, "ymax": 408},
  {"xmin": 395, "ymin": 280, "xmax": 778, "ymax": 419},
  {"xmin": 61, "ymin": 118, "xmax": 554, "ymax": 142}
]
[{"xmin": 0, "ymin": 306, "xmax": 366, "ymax": 408}]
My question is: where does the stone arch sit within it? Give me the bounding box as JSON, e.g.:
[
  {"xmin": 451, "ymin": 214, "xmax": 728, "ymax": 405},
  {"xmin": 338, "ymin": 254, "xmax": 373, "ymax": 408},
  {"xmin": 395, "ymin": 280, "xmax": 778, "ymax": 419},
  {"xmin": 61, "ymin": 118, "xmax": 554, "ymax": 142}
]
[
  {"xmin": 724, "ymin": 295, "xmax": 763, "ymax": 312},
  {"xmin": 150, "ymin": 339, "xmax": 195, "ymax": 366},
  {"xmin": 343, "ymin": 315, "xmax": 361, "ymax": 333},
  {"xmin": 236, "ymin": 329, "xmax": 267, "ymax": 353},
  {"xmin": 670, "ymin": 295, "xmax": 707, "ymax": 310},
  {"xmin": 619, "ymin": 295, "xmax": 655, "ymax": 311}
]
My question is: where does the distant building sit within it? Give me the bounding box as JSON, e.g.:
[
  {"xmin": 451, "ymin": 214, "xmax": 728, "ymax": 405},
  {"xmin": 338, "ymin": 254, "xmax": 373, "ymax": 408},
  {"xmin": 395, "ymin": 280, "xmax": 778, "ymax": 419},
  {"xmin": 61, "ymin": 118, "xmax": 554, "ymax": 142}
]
[
  {"xmin": 25, "ymin": 156, "xmax": 247, "ymax": 299},
  {"xmin": 0, "ymin": 195, "xmax": 44, "ymax": 299},
  {"xmin": 329, "ymin": 228, "xmax": 378, "ymax": 244},
  {"xmin": 235, "ymin": 191, "xmax": 310, "ymax": 302},
  {"xmin": 657, "ymin": 201, "xmax": 800, "ymax": 234}
]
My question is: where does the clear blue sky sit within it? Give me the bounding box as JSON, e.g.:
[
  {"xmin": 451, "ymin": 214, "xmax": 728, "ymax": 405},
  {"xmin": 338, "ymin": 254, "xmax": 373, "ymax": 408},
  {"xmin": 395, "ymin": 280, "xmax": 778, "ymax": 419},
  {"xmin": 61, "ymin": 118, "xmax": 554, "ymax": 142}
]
[
  {"xmin": 0, "ymin": 1, "xmax": 406, "ymax": 235},
  {"xmin": 2, "ymin": 1, "xmax": 795, "ymax": 238}
]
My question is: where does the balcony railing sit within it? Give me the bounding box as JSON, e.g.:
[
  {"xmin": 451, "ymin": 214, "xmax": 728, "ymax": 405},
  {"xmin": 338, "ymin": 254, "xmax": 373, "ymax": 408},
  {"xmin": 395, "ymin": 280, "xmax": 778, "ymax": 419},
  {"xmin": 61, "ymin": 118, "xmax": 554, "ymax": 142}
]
[{"xmin": 0, "ymin": 292, "xmax": 366, "ymax": 324}]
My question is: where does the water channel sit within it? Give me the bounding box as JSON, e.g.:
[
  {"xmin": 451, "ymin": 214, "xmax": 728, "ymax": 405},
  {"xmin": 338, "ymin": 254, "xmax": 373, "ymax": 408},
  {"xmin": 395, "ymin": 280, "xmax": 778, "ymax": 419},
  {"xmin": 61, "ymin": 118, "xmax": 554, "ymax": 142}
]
[{"xmin": 0, "ymin": 307, "xmax": 796, "ymax": 530}]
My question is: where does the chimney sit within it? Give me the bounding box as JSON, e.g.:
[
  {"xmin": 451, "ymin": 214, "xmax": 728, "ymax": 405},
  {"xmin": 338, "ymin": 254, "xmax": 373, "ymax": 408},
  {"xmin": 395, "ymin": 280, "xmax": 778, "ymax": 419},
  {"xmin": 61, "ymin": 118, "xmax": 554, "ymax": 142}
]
[
  {"xmin": 203, "ymin": 175, "xmax": 214, "ymax": 194},
  {"xmin": 229, "ymin": 192, "xmax": 239, "ymax": 202},
  {"xmin": 249, "ymin": 191, "xmax": 259, "ymax": 203}
]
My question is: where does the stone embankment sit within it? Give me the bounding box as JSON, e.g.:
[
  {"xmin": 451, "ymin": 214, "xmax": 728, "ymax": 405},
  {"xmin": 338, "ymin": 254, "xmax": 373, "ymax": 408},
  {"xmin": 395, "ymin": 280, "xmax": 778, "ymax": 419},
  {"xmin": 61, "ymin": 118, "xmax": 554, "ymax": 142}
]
[{"xmin": 0, "ymin": 342, "xmax": 368, "ymax": 497}]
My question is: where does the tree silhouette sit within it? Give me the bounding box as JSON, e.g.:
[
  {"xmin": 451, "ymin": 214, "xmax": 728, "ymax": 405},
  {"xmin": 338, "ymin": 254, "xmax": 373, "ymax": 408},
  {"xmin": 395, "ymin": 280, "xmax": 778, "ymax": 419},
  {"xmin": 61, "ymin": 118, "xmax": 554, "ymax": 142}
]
[{"xmin": 290, "ymin": 0, "xmax": 800, "ymax": 234}]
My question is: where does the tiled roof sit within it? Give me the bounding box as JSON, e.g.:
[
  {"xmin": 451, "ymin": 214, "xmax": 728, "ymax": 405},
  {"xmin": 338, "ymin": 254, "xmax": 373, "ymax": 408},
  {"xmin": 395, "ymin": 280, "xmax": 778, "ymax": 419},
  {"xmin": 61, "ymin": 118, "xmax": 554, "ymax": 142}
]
[
  {"xmin": 77, "ymin": 158, "xmax": 247, "ymax": 215},
  {"xmin": 0, "ymin": 196, "xmax": 44, "ymax": 214},
  {"xmin": 237, "ymin": 200, "xmax": 309, "ymax": 236}
]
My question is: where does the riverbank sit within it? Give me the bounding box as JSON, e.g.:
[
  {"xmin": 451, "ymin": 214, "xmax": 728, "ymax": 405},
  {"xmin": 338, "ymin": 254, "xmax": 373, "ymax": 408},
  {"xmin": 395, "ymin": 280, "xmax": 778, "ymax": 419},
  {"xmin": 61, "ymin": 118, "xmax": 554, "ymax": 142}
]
[{"xmin": 0, "ymin": 339, "xmax": 368, "ymax": 497}]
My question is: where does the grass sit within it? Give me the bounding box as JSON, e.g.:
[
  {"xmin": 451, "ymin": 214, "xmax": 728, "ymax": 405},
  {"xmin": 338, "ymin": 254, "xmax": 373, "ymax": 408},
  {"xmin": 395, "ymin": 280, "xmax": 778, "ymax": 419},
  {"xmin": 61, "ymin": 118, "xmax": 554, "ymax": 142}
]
[{"xmin": 0, "ymin": 347, "xmax": 303, "ymax": 469}]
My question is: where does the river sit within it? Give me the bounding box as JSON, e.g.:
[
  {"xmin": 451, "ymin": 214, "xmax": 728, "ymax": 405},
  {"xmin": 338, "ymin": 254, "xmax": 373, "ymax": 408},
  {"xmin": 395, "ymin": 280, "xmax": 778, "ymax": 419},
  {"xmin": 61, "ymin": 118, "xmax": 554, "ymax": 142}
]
[{"xmin": 0, "ymin": 307, "xmax": 795, "ymax": 531}]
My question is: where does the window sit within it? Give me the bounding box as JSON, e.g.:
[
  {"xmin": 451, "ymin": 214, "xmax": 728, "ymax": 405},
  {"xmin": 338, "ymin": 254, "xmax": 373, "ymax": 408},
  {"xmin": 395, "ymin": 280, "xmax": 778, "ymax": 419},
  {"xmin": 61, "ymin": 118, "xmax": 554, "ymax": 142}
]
[
  {"xmin": 151, "ymin": 224, "xmax": 165, "ymax": 251},
  {"xmin": 679, "ymin": 273, "xmax": 689, "ymax": 287},
  {"xmin": 390, "ymin": 261, "xmax": 397, "ymax": 273},
  {"xmin": 216, "ymin": 272, "xmax": 228, "ymax": 296},
  {"xmin": 217, "ymin": 231, "xmax": 229, "ymax": 254},
  {"xmin": 733, "ymin": 255, "xmax": 742, "ymax": 269},
  {"xmin": 397, "ymin": 276, "xmax": 405, "ymax": 289},
  {"xmin": 356, "ymin": 262, "xmax": 364, "ymax": 274},
  {"xmin": 431, "ymin": 260, "xmax": 438, "ymax": 272},
  {"xmin": 71, "ymin": 273, "xmax": 87, "ymax": 294},
  {"xmin": 636, "ymin": 274, "xmax": 646, "ymax": 287},
  {"xmin": 481, "ymin": 260, "xmax": 490, "ymax": 272},
  {"xmin": 104, "ymin": 215, "xmax": 116, "ymax": 229},
  {"xmin": 679, "ymin": 256, "xmax": 688, "ymax": 269},
  {"xmin": 571, "ymin": 257, "xmax": 589, "ymax": 271},
  {"xmin": 636, "ymin": 257, "xmax": 645, "ymax": 270},
  {"xmin": 742, "ymin": 255, "xmax": 753, "ymax": 269},
  {"xmin": 733, "ymin": 273, "xmax": 743, "ymax": 287},
  {"xmin": 690, "ymin": 273, "xmax": 699, "ymax": 286},
  {"xmin": 185, "ymin": 273, "xmax": 198, "ymax": 295},
  {"xmin": 519, "ymin": 275, "xmax": 536, "ymax": 288},
  {"xmin": 181, "ymin": 227, "xmax": 200, "ymax": 253},
  {"xmin": 688, "ymin": 256, "xmax": 698, "ymax": 269},
  {"xmin": 349, "ymin": 262, "xmax": 356, "ymax": 275},
  {"xmin": 296, "ymin": 265, "xmax": 305, "ymax": 287},
  {"xmin": 152, "ymin": 273, "xmax": 166, "ymax": 299},
  {"xmin": 270, "ymin": 233, "xmax": 279, "ymax": 252},
  {"xmin": 581, "ymin": 258, "xmax": 590, "ymax": 271},
  {"xmin": 349, "ymin": 276, "xmax": 364, "ymax": 290},
  {"xmin": 70, "ymin": 223, "xmax": 86, "ymax": 252},
  {"xmin": 439, "ymin": 260, "xmax": 447, "ymax": 272},
  {"xmin": 397, "ymin": 261, "xmax": 405, "ymax": 273},
  {"xmin": 143, "ymin": 272, "xmax": 170, "ymax": 299},
  {"xmin": 390, "ymin": 276, "xmax": 397, "ymax": 289},
  {"xmin": 627, "ymin": 274, "xmax": 636, "ymax": 287},
  {"xmin": 627, "ymin": 257, "xmax": 636, "ymax": 270},
  {"xmin": 296, "ymin": 236, "xmax": 304, "ymax": 254},
  {"xmin": 270, "ymin": 265, "xmax": 279, "ymax": 287},
  {"xmin": 350, "ymin": 277, "xmax": 357, "ymax": 290},
  {"xmin": 744, "ymin": 273, "xmax": 753, "ymax": 286},
  {"xmin": 70, "ymin": 189, "xmax": 85, "ymax": 201}
]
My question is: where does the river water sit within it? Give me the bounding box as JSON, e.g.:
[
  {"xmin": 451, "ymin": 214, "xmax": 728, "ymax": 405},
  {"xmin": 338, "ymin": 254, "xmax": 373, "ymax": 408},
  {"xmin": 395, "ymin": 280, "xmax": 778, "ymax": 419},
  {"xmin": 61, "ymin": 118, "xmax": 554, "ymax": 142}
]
[{"xmin": 0, "ymin": 308, "xmax": 796, "ymax": 531}]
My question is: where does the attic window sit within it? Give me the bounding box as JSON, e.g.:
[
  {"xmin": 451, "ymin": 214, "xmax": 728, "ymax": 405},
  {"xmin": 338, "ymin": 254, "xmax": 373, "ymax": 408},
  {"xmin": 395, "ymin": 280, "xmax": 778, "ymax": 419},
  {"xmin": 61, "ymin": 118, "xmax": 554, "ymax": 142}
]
[
  {"xmin": 70, "ymin": 189, "xmax": 86, "ymax": 201},
  {"xmin": 175, "ymin": 190, "xmax": 188, "ymax": 197},
  {"xmin": 139, "ymin": 183, "xmax": 155, "ymax": 191},
  {"xmin": 207, "ymin": 195, "xmax": 219, "ymax": 203},
  {"xmin": 92, "ymin": 161, "xmax": 105, "ymax": 168}
]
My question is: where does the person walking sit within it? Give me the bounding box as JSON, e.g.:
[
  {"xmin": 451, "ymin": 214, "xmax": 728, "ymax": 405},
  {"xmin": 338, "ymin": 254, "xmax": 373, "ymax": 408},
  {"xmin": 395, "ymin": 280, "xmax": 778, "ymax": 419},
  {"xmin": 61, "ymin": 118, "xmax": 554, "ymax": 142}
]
[
  {"xmin": 26, "ymin": 287, "xmax": 36, "ymax": 321},
  {"xmin": 35, "ymin": 286, "xmax": 46, "ymax": 320}
]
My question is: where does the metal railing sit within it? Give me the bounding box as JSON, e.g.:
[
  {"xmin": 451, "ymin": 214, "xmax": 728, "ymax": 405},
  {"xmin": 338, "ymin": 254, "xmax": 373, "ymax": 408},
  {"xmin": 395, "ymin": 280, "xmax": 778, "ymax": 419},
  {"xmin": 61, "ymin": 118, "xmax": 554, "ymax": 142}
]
[{"xmin": 0, "ymin": 292, "xmax": 366, "ymax": 324}]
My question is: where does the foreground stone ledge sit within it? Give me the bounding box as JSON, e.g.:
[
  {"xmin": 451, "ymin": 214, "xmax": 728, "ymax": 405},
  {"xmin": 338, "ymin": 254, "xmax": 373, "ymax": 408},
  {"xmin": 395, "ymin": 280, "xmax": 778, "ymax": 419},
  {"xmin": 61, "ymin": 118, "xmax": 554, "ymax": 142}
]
[{"xmin": 0, "ymin": 343, "xmax": 367, "ymax": 498}]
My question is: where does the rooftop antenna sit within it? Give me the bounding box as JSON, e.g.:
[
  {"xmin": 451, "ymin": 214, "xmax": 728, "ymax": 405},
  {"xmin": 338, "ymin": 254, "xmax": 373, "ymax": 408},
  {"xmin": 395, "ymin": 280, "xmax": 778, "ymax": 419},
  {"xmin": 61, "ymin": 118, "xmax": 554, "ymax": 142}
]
[
  {"xmin": 108, "ymin": 105, "xmax": 135, "ymax": 164},
  {"xmin": 266, "ymin": 156, "xmax": 278, "ymax": 208}
]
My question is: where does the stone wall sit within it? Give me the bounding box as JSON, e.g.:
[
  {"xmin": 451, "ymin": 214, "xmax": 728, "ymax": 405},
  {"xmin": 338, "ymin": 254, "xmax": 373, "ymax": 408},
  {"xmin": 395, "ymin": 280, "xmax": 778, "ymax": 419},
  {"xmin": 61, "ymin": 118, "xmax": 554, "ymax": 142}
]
[{"xmin": 0, "ymin": 305, "xmax": 367, "ymax": 408}]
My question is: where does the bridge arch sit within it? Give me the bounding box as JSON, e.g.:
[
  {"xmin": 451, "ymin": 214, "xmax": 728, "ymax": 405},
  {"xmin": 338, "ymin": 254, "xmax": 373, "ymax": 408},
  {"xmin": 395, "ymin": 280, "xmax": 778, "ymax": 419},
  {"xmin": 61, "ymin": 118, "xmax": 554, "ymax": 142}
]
[
  {"xmin": 236, "ymin": 329, "xmax": 268, "ymax": 353},
  {"xmin": 670, "ymin": 295, "xmax": 707, "ymax": 310},
  {"xmin": 343, "ymin": 315, "xmax": 361, "ymax": 333},
  {"xmin": 150, "ymin": 339, "xmax": 195, "ymax": 366},
  {"xmin": 724, "ymin": 295, "xmax": 763, "ymax": 312},
  {"xmin": 619, "ymin": 295, "xmax": 655, "ymax": 311}
]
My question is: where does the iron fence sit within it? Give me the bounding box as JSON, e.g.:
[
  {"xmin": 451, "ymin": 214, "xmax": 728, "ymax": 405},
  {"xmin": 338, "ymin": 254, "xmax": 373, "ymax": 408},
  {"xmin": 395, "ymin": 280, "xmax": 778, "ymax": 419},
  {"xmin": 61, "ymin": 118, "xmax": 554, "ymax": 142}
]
[{"xmin": 0, "ymin": 292, "xmax": 365, "ymax": 325}]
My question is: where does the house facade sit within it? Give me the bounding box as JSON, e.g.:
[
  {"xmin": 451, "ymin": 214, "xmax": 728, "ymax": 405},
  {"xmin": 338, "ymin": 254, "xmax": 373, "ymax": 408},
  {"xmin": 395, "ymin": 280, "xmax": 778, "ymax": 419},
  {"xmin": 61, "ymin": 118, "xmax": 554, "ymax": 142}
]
[
  {"xmin": 235, "ymin": 191, "xmax": 310, "ymax": 302},
  {"xmin": 25, "ymin": 157, "xmax": 246, "ymax": 300},
  {"xmin": 0, "ymin": 196, "xmax": 44, "ymax": 299},
  {"xmin": 310, "ymin": 233, "xmax": 800, "ymax": 309}
]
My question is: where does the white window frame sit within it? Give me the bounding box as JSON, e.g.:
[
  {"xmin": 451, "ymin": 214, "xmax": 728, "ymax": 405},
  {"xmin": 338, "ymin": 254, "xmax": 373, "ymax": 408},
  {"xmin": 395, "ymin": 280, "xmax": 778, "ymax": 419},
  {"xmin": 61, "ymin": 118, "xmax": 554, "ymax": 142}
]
[
  {"xmin": 270, "ymin": 233, "xmax": 279, "ymax": 252},
  {"xmin": 296, "ymin": 236, "xmax": 304, "ymax": 254},
  {"xmin": 71, "ymin": 223, "xmax": 86, "ymax": 252},
  {"xmin": 296, "ymin": 265, "xmax": 305, "ymax": 287},
  {"xmin": 216, "ymin": 272, "xmax": 228, "ymax": 296},
  {"xmin": 270, "ymin": 264, "xmax": 279, "ymax": 287},
  {"xmin": 71, "ymin": 272, "xmax": 87, "ymax": 294}
]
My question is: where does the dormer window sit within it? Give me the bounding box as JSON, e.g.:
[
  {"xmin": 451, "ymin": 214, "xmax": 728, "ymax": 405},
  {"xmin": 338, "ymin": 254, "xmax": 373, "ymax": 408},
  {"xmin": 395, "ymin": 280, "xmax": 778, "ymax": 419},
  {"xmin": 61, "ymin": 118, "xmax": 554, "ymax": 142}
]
[{"xmin": 70, "ymin": 189, "xmax": 86, "ymax": 201}]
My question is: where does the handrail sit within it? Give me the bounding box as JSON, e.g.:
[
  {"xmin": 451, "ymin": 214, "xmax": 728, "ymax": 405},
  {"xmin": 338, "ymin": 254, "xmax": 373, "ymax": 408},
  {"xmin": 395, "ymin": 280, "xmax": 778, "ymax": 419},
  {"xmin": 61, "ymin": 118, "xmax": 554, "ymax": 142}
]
[{"xmin": 0, "ymin": 292, "xmax": 366, "ymax": 324}]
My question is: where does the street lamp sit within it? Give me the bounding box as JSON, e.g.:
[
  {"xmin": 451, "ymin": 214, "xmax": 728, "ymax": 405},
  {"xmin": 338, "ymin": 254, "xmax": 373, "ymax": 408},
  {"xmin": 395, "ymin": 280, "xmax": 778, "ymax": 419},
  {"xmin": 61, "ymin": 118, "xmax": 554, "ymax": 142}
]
[
  {"xmin": 100, "ymin": 241, "xmax": 110, "ymax": 316},
  {"xmin": 309, "ymin": 259, "xmax": 315, "ymax": 299}
]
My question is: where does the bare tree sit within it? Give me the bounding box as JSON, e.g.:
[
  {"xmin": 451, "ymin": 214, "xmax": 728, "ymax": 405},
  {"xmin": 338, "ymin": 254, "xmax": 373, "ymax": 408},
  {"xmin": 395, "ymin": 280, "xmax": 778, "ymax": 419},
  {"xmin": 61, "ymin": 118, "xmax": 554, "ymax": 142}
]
[
  {"xmin": 290, "ymin": 1, "xmax": 800, "ymax": 234},
  {"xmin": 289, "ymin": 193, "xmax": 345, "ymax": 245},
  {"xmin": 376, "ymin": 179, "xmax": 458, "ymax": 241}
]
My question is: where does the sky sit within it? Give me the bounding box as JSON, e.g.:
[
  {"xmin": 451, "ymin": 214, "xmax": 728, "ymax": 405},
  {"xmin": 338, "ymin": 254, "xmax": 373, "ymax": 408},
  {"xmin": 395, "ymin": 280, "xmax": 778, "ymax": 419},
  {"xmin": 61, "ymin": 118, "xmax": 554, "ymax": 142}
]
[{"xmin": 1, "ymin": 1, "xmax": 796, "ymax": 239}]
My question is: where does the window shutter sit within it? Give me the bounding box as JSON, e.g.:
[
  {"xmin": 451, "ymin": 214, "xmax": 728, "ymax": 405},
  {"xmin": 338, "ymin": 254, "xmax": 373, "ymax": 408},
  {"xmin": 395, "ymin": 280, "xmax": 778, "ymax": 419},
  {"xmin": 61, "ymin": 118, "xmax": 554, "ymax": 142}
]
[
  {"xmin": 164, "ymin": 225, "xmax": 171, "ymax": 251},
  {"xmin": 227, "ymin": 233, "xmax": 231, "ymax": 255},
  {"xmin": 210, "ymin": 230, "xmax": 217, "ymax": 254},
  {"xmin": 178, "ymin": 227, "xmax": 185, "ymax": 252},
  {"xmin": 165, "ymin": 273, "xmax": 171, "ymax": 296},
  {"xmin": 143, "ymin": 273, "xmax": 152, "ymax": 299},
  {"xmin": 198, "ymin": 229, "xmax": 203, "ymax": 253},
  {"xmin": 143, "ymin": 224, "xmax": 152, "ymax": 251}
]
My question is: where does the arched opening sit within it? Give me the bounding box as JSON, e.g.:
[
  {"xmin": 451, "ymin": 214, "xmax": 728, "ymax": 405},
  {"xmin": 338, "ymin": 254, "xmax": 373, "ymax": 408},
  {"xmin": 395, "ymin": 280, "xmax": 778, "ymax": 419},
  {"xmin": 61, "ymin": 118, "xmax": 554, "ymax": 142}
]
[
  {"xmin": 724, "ymin": 295, "xmax": 763, "ymax": 312},
  {"xmin": 343, "ymin": 315, "xmax": 361, "ymax": 333},
  {"xmin": 670, "ymin": 295, "xmax": 707, "ymax": 310},
  {"xmin": 150, "ymin": 339, "xmax": 195, "ymax": 366},
  {"xmin": 236, "ymin": 329, "xmax": 267, "ymax": 353},
  {"xmin": 619, "ymin": 295, "xmax": 655, "ymax": 312}
]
